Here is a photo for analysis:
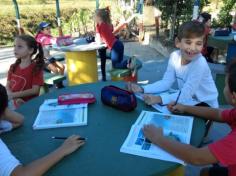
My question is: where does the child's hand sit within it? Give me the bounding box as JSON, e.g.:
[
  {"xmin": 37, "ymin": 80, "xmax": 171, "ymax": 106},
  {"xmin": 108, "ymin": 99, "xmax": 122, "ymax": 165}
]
[
  {"xmin": 15, "ymin": 99, "xmax": 25, "ymax": 107},
  {"xmin": 143, "ymin": 94, "xmax": 162, "ymax": 105},
  {"xmin": 127, "ymin": 82, "xmax": 143, "ymax": 93},
  {"xmin": 58, "ymin": 135, "xmax": 85, "ymax": 156},
  {"xmin": 167, "ymin": 102, "xmax": 185, "ymax": 114},
  {"xmin": 143, "ymin": 124, "xmax": 164, "ymax": 143}
]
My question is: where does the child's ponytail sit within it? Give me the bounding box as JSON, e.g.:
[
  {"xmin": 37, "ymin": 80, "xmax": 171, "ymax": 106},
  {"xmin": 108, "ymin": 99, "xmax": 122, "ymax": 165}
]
[{"xmin": 33, "ymin": 42, "xmax": 45, "ymax": 74}]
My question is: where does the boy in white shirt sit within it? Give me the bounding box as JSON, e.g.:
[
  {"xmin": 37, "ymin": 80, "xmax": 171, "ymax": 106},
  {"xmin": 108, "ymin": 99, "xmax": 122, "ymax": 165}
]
[
  {"xmin": 127, "ymin": 21, "xmax": 218, "ymax": 108},
  {"xmin": 0, "ymin": 84, "xmax": 85, "ymax": 176}
]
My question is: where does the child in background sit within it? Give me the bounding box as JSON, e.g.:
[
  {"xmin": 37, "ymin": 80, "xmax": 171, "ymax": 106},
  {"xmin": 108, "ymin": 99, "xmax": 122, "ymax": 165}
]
[
  {"xmin": 143, "ymin": 60, "xmax": 236, "ymax": 176},
  {"xmin": 197, "ymin": 12, "xmax": 215, "ymax": 63},
  {"xmin": 6, "ymin": 35, "xmax": 45, "ymax": 108},
  {"xmin": 35, "ymin": 22, "xmax": 65, "ymax": 88},
  {"xmin": 0, "ymin": 84, "xmax": 85, "ymax": 176},
  {"xmin": 95, "ymin": 8, "xmax": 136, "ymax": 81},
  {"xmin": 127, "ymin": 21, "xmax": 218, "ymax": 109}
]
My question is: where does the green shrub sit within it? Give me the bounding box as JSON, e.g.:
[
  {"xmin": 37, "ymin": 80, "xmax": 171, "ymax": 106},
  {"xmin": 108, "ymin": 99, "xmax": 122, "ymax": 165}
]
[{"xmin": 0, "ymin": 6, "xmax": 91, "ymax": 46}]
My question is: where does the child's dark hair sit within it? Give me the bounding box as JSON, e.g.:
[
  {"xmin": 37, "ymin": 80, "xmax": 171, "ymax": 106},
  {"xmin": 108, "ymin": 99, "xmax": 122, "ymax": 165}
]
[
  {"xmin": 199, "ymin": 12, "xmax": 211, "ymax": 24},
  {"xmin": 0, "ymin": 84, "xmax": 8, "ymax": 117},
  {"xmin": 177, "ymin": 21, "xmax": 205, "ymax": 40},
  {"xmin": 226, "ymin": 59, "xmax": 236, "ymax": 93},
  {"xmin": 10, "ymin": 35, "xmax": 45, "ymax": 75},
  {"xmin": 96, "ymin": 7, "xmax": 111, "ymax": 25}
]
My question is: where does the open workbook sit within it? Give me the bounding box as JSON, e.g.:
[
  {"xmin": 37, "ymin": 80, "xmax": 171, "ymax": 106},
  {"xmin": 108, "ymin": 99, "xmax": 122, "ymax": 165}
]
[
  {"xmin": 120, "ymin": 111, "xmax": 193, "ymax": 164},
  {"xmin": 33, "ymin": 99, "xmax": 88, "ymax": 130},
  {"xmin": 135, "ymin": 89, "xmax": 178, "ymax": 114}
]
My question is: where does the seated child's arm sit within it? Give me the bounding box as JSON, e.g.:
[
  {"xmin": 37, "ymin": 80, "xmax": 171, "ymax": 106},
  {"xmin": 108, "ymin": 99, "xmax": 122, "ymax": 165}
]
[
  {"xmin": 2, "ymin": 107, "xmax": 24, "ymax": 129},
  {"xmin": 11, "ymin": 135, "xmax": 84, "ymax": 176},
  {"xmin": 6, "ymin": 81, "xmax": 13, "ymax": 99},
  {"xmin": 143, "ymin": 124, "xmax": 218, "ymax": 165},
  {"xmin": 9, "ymin": 85, "xmax": 40, "ymax": 100},
  {"xmin": 168, "ymin": 103, "xmax": 223, "ymax": 122}
]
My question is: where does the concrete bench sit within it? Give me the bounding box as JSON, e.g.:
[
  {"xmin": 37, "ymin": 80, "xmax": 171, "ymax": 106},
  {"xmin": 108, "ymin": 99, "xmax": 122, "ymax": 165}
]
[
  {"xmin": 109, "ymin": 58, "xmax": 142, "ymax": 82},
  {"xmin": 40, "ymin": 72, "xmax": 66, "ymax": 94},
  {"xmin": 53, "ymin": 54, "xmax": 65, "ymax": 62}
]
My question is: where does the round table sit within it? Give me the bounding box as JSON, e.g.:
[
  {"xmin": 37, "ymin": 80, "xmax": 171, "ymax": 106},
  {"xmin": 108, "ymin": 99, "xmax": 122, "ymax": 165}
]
[
  {"xmin": 208, "ymin": 34, "xmax": 234, "ymax": 50},
  {"xmin": 51, "ymin": 39, "xmax": 106, "ymax": 86},
  {"xmin": 1, "ymin": 82, "xmax": 206, "ymax": 176}
]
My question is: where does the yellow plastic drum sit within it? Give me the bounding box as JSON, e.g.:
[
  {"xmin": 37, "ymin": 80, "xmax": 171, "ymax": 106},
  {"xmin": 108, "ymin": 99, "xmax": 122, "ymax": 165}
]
[{"xmin": 65, "ymin": 51, "xmax": 98, "ymax": 86}]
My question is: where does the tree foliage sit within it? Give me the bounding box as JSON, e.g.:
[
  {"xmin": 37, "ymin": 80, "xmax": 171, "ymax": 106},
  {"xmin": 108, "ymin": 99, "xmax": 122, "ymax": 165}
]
[{"xmin": 216, "ymin": 0, "xmax": 236, "ymax": 27}]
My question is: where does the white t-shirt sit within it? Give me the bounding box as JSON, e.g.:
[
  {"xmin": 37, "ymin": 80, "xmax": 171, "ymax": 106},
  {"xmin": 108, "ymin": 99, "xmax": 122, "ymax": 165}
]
[
  {"xmin": 0, "ymin": 120, "xmax": 13, "ymax": 134},
  {"xmin": 143, "ymin": 50, "xmax": 219, "ymax": 107},
  {"xmin": 0, "ymin": 139, "xmax": 20, "ymax": 176}
]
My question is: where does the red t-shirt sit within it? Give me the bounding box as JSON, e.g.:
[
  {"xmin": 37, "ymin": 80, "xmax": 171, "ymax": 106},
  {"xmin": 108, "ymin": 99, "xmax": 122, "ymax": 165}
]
[
  {"xmin": 7, "ymin": 63, "xmax": 44, "ymax": 102},
  {"xmin": 96, "ymin": 22, "xmax": 117, "ymax": 49},
  {"xmin": 201, "ymin": 26, "xmax": 211, "ymax": 56},
  {"xmin": 35, "ymin": 32, "xmax": 54, "ymax": 47},
  {"xmin": 208, "ymin": 108, "xmax": 236, "ymax": 176}
]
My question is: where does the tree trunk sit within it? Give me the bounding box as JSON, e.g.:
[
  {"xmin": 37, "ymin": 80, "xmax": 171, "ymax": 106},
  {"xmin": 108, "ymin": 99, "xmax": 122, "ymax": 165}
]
[{"xmin": 169, "ymin": 2, "xmax": 177, "ymax": 40}]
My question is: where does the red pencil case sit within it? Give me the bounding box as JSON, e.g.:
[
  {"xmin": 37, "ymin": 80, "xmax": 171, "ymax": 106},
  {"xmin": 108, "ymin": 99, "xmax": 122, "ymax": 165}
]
[{"xmin": 58, "ymin": 93, "xmax": 96, "ymax": 105}]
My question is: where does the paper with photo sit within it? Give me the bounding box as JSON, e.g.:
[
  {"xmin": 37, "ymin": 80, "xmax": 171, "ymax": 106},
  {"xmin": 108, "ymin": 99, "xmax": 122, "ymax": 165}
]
[
  {"xmin": 135, "ymin": 89, "xmax": 178, "ymax": 114},
  {"xmin": 120, "ymin": 111, "xmax": 193, "ymax": 164},
  {"xmin": 33, "ymin": 99, "xmax": 88, "ymax": 130}
]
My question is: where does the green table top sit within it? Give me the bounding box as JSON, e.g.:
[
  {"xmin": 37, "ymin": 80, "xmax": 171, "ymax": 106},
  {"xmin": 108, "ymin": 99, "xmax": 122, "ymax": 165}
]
[
  {"xmin": 208, "ymin": 34, "xmax": 235, "ymax": 50},
  {"xmin": 1, "ymin": 81, "xmax": 206, "ymax": 176}
]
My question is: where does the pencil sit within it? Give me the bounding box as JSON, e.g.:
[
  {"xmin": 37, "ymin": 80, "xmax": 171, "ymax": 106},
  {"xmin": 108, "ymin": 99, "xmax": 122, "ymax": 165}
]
[
  {"xmin": 51, "ymin": 136, "xmax": 87, "ymax": 141},
  {"xmin": 174, "ymin": 91, "xmax": 181, "ymax": 105}
]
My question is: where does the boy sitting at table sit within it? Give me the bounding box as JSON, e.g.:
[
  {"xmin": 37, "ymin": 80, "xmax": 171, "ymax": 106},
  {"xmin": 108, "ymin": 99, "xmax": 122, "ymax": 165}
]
[
  {"xmin": 127, "ymin": 21, "xmax": 218, "ymax": 108},
  {"xmin": 0, "ymin": 84, "xmax": 85, "ymax": 176},
  {"xmin": 143, "ymin": 60, "xmax": 236, "ymax": 176},
  {"xmin": 127, "ymin": 20, "xmax": 219, "ymax": 139}
]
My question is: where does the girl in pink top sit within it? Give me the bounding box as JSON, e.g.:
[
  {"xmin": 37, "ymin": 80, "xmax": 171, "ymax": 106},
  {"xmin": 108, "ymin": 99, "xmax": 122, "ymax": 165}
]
[{"xmin": 35, "ymin": 22, "xmax": 65, "ymax": 77}]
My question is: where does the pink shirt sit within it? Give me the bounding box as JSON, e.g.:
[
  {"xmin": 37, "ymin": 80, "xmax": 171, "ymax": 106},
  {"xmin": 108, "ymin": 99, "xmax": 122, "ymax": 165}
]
[
  {"xmin": 208, "ymin": 108, "xmax": 236, "ymax": 176},
  {"xmin": 35, "ymin": 32, "xmax": 54, "ymax": 47}
]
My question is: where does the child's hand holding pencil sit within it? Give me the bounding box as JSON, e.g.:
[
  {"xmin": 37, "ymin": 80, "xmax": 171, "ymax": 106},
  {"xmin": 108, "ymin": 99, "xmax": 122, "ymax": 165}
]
[{"xmin": 56, "ymin": 135, "xmax": 85, "ymax": 156}]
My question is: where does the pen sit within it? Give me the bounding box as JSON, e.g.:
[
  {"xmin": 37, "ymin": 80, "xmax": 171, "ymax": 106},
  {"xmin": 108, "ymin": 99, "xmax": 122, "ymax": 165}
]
[
  {"xmin": 51, "ymin": 136, "xmax": 87, "ymax": 141},
  {"xmin": 174, "ymin": 91, "xmax": 181, "ymax": 105}
]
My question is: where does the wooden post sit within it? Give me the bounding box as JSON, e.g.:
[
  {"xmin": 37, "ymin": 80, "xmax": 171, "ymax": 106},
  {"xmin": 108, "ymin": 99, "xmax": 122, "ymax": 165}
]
[
  {"xmin": 96, "ymin": 0, "xmax": 99, "ymax": 10},
  {"xmin": 192, "ymin": 0, "xmax": 200, "ymax": 20},
  {"xmin": 56, "ymin": 0, "xmax": 63, "ymax": 37},
  {"xmin": 12, "ymin": 0, "xmax": 23, "ymax": 35}
]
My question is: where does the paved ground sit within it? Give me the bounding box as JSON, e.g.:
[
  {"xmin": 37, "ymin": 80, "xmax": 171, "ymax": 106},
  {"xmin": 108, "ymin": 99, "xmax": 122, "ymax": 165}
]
[{"xmin": 0, "ymin": 42, "xmax": 231, "ymax": 176}]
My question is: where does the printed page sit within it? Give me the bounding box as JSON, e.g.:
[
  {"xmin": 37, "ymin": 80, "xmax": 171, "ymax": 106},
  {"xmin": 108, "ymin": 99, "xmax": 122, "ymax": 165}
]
[
  {"xmin": 135, "ymin": 90, "xmax": 177, "ymax": 114},
  {"xmin": 120, "ymin": 111, "xmax": 193, "ymax": 164},
  {"xmin": 120, "ymin": 125, "xmax": 184, "ymax": 164},
  {"xmin": 33, "ymin": 99, "xmax": 88, "ymax": 130}
]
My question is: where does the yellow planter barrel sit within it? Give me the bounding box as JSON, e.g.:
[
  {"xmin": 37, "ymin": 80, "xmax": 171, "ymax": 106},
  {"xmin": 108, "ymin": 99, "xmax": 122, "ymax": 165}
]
[
  {"xmin": 50, "ymin": 39, "xmax": 106, "ymax": 86},
  {"xmin": 66, "ymin": 50, "xmax": 98, "ymax": 86}
]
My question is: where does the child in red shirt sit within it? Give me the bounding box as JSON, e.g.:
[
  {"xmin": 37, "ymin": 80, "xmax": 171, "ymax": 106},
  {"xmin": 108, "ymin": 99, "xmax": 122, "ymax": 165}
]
[
  {"xmin": 6, "ymin": 35, "xmax": 45, "ymax": 108},
  {"xmin": 198, "ymin": 12, "xmax": 215, "ymax": 63},
  {"xmin": 95, "ymin": 8, "xmax": 135, "ymax": 81},
  {"xmin": 143, "ymin": 60, "xmax": 236, "ymax": 176}
]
